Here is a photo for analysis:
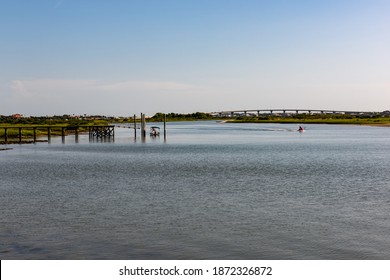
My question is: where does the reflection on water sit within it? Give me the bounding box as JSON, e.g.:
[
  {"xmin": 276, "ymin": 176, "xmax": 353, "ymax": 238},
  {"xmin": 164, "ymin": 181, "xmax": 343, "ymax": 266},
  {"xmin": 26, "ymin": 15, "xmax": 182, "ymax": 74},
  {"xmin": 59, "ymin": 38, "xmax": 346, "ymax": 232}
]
[
  {"xmin": 88, "ymin": 136, "xmax": 115, "ymax": 144},
  {"xmin": 1, "ymin": 122, "xmax": 390, "ymax": 259}
]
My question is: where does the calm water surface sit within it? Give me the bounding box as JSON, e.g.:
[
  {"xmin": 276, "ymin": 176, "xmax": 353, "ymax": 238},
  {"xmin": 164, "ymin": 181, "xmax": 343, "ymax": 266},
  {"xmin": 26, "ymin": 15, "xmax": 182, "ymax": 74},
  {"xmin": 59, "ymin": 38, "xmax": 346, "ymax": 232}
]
[{"xmin": 1, "ymin": 122, "xmax": 390, "ymax": 259}]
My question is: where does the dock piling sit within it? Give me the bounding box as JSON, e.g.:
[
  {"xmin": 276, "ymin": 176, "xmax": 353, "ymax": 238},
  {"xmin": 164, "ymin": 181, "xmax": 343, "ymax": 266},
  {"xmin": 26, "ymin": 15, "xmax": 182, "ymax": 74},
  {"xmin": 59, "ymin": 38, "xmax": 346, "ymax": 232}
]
[
  {"xmin": 141, "ymin": 113, "xmax": 146, "ymax": 140},
  {"xmin": 134, "ymin": 114, "xmax": 137, "ymax": 138},
  {"xmin": 47, "ymin": 127, "xmax": 51, "ymax": 143},
  {"xmin": 62, "ymin": 127, "xmax": 66, "ymax": 143},
  {"xmin": 33, "ymin": 127, "xmax": 37, "ymax": 142},
  {"xmin": 164, "ymin": 114, "xmax": 166, "ymax": 140}
]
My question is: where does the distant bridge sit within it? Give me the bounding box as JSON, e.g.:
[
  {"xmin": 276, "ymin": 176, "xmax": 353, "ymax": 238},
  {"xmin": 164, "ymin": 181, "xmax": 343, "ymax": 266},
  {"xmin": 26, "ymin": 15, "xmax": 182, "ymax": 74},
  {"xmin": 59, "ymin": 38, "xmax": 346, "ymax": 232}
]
[{"xmin": 212, "ymin": 109, "xmax": 379, "ymax": 117}]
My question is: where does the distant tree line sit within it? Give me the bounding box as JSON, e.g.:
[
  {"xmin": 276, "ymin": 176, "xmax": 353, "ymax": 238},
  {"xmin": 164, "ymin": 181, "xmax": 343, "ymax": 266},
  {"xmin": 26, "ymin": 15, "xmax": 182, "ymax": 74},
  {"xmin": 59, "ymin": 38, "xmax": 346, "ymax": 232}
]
[
  {"xmin": 150, "ymin": 112, "xmax": 213, "ymax": 121},
  {"xmin": 0, "ymin": 115, "xmax": 110, "ymax": 126}
]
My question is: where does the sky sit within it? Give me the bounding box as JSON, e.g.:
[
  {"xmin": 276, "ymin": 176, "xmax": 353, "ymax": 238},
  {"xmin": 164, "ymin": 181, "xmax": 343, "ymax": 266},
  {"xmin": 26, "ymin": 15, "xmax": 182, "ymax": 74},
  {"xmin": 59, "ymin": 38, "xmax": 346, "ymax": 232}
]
[{"xmin": 0, "ymin": 0, "xmax": 389, "ymax": 116}]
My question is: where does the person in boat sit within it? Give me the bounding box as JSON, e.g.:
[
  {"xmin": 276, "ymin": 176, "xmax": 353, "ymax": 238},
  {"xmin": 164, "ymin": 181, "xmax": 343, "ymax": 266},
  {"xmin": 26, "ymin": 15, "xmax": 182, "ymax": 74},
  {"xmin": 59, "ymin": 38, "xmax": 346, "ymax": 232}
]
[{"xmin": 299, "ymin": 126, "xmax": 304, "ymax": 131}]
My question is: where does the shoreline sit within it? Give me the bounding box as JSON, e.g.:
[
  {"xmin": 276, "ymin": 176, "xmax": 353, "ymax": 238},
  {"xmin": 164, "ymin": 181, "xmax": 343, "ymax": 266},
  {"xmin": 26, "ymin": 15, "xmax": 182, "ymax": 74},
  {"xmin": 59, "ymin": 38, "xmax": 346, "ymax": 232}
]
[
  {"xmin": 0, "ymin": 140, "xmax": 48, "ymax": 145},
  {"xmin": 363, "ymin": 123, "xmax": 390, "ymax": 127}
]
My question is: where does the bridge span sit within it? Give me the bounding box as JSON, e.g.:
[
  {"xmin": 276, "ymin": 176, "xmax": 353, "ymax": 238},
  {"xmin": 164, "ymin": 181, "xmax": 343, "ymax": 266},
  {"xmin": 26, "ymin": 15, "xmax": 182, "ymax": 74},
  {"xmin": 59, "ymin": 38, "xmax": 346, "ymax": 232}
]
[{"xmin": 212, "ymin": 109, "xmax": 378, "ymax": 117}]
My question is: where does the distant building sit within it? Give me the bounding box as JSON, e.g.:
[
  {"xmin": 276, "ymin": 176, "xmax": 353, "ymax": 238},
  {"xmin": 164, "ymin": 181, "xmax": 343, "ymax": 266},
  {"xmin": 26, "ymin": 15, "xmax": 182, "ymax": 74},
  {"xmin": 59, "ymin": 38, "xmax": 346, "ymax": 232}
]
[
  {"xmin": 381, "ymin": 111, "xmax": 390, "ymax": 116},
  {"xmin": 12, "ymin": 114, "xmax": 23, "ymax": 119}
]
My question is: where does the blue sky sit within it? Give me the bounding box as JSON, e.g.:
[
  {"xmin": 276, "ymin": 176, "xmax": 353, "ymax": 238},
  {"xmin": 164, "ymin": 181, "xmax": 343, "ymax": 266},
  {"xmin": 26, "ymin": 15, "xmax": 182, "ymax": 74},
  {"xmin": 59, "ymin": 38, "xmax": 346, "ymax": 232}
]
[{"xmin": 1, "ymin": 0, "xmax": 389, "ymax": 116}]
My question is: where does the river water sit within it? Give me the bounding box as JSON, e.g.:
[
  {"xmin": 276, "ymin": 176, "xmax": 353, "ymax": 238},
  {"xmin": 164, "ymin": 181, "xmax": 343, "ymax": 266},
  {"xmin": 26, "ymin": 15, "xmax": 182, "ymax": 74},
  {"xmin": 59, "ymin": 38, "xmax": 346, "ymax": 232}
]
[{"xmin": 1, "ymin": 121, "xmax": 390, "ymax": 259}]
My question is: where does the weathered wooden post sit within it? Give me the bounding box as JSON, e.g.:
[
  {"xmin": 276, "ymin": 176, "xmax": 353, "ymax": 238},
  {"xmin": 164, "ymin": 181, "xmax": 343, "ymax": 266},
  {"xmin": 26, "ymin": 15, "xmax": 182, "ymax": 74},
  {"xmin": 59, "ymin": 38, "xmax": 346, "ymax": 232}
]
[
  {"xmin": 19, "ymin": 127, "xmax": 22, "ymax": 143},
  {"xmin": 75, "ymin": 127, "xmax": 79, "ymax": 143},
  {"xmin": 62, "ymin": 127, "xmax": 66, "ymax": 143},
  {"xmin": 33, "ymin": 127, "xmax": 37, "ymax": 143},
  {"xmin": 133, "ymin": 114, "xmax": 137, "ymax": 138},
  {"xmin": 144, "ymin": 114, "xmax": 147, "ymax": 138},
  {"xmin": 140, "ymin": 113, "xmax": 143, "ymax": 140},
  {"xmin": 141, "ymin": 113, "xmax": 144, "ymax": 139},
  {"xmin": 164, "ymin": 114, "xmax": 167, "ymax": 140},
  {"xmin": 47, "ymin": 127, "xmax": 51, "ymax": 143},
  {"xmin": 141, "ymin": 113, "xmax": 146, "ymax": 140},
  {"xmin": 4, "ymin": 128, "xmax": 7, "ymax": 142}
]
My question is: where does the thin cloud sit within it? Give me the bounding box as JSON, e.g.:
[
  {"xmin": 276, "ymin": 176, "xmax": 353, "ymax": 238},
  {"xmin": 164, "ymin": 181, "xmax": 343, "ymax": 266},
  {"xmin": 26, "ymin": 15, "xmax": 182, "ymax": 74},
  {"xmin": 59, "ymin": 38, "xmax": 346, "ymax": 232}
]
[
  {"xmin": 5, "ymin": 79, "xmax": 217, "ymax": 116},
  {"xmin": 9, "ymin": 79, "xmax": 206, "ymax": 97},
  {"xmin": 10, "ymin": 80, "xmax": 32, "ymax": 97},
  {"xmin": 98, "ymin": 80, "xmax": 203, "ymax": 92},
  {"xmin": 10, "ymin": 79, "xmax": 96, "ymax": 97}
]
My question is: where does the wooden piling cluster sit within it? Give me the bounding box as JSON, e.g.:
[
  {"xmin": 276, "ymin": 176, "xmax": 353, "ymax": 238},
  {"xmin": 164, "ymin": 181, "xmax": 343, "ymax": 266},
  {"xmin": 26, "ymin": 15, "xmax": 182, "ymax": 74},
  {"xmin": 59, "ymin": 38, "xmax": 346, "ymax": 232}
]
[{"xmin": 88, "ymin": 126, "xmax": 115, "ymax": 138}]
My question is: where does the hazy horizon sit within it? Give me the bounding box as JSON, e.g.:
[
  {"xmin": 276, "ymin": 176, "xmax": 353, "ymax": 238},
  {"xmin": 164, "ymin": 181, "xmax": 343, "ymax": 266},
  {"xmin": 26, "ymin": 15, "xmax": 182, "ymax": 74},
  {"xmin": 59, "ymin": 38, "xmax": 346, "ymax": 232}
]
[{"xmin": 1, "ymin": 0, "xmax": 389, "ymax": 116}]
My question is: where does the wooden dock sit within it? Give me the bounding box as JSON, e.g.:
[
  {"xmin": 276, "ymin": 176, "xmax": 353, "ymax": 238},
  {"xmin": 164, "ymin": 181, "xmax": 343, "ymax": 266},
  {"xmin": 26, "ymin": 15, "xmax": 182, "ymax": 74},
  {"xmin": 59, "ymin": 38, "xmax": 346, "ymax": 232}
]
[
  {"xmin": 1, "ymin": 113, "xmax": 167, "ymax": 144},
  {"xmin": 0, "ymin": 125, "xmax": 115, "ymax": 144}
]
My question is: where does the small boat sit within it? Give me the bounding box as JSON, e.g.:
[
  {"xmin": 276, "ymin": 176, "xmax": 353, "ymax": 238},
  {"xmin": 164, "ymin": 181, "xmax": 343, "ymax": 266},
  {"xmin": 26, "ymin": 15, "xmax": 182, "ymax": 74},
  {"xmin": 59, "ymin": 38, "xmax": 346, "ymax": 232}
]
[
  {"xmin": 150, "ymin": 126, "xmax": 160, "ymax": 136},
  {"xmin": 298, "ymin": 126, "xmax": 305, "ymax": 132}
]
